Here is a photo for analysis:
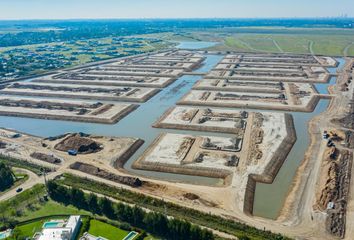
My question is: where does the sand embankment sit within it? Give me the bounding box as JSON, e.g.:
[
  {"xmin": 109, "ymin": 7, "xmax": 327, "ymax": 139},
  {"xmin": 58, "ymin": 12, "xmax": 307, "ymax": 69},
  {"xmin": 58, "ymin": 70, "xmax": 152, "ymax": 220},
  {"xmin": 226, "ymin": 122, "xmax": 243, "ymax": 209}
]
[{"xmin": 243, "ymin": 113, "xmax": 297, "ymax": 215}]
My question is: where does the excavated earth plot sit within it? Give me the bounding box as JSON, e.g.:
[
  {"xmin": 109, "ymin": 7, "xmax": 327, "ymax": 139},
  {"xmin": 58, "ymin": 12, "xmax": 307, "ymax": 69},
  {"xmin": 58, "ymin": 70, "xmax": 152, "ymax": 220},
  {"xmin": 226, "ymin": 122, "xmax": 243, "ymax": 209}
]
[
  {"xmin": 133, "ymin": 133, "xmax": 242, "ymax": 178},
  {"xmin": 31, "ymin": 50, "xmax": 204, "ymax": 86},
  {"xmin": 1, "ymin": 82, "xmax": 159, "ymax": 102},
  {"xmin": 153, "ymin": 106, "xmax": 248, "ymax": 134},
  {"xmin": 34, "ymin": 75, "xmax": 178, "ymax": 88},
  {"xmin": 0, "ymin": 96, "xmax": 138, "ymax": 124},
  {"xmin": 178, "ymin": 82, "xmax": 319, "ymax": 112},
  {"xmin": 209, "ymin": 54, "xmax": 332, "ymax": 83},
  {"xmin": 193, "ymin": 78, "xmax": 285, "ymax": 93},
  {"xmin": 221, "ymin": 53, "xmax": 337, "ymax": 67},
  {"xmin": 134, "ymin": 111, "xmax": 295, "ymax": 183},
  {"xmin": 0, "ymin": 128, "xmax": 143, "ymax": 168}
]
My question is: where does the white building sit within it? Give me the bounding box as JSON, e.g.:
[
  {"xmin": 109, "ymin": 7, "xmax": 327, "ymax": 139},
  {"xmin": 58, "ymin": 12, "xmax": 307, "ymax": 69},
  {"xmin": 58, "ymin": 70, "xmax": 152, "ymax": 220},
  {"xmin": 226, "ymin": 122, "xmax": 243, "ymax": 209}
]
[
  {"xmin": 80, "ymin": 232, "xmax": 108, "ymax": 240},
  {"xmin": 34, "ymin": 216, "xmax": 81, "ymax": 240}
]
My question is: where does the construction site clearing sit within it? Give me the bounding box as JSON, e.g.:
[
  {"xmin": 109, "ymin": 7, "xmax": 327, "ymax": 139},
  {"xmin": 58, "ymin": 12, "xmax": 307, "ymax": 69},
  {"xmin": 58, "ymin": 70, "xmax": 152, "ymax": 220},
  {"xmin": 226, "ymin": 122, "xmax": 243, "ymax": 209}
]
[
  {"xmin": 2, "ymin": 47, "xmax": 353, "ymax": 240},
  {"xmin": 0, "ymin": 50, "xmax": 206, "ymax": 123},
  {"xmin": 221, "ymin": 54, "xmax": 337, "ymax": 67},
  {"xmin": 193, "ymin": 78, "xmax": 285, "ymax": 93},
  {"xmin": 0, "ymin": 128, "xmax": 144, "ymax": 169},
  {"xmin": 0, "ymin": 96, "xmax": 138, "ymax": 124},
  {"xmin": 30, "ymin": 50, "xmax": 205, "ymax": 88},
  {"xmin": 178, "ymin": 82, "xmax": 318, "ymax": 112},
  {"xmin": 0, "ymin": 82, "xmax": 160, "ymax": 102},
  {"xmin": 208, "ymin": 54, "xmax": 333, "ymax": 83},
  {"xmin": 134, "ymin": 111, "xmax": 295, "ymax": 181},
  {"xmin": 34, "ymin": 74, "xmax": 178, "ymax": 88},
  {"xmin": 153, "ymin": 106, "xmax": 248, "ymax": 134}
]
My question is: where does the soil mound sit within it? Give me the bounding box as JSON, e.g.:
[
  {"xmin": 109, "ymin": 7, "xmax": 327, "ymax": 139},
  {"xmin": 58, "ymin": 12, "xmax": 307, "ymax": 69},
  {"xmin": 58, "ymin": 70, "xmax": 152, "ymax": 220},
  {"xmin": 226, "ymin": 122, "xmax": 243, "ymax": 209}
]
[
  {"xmin": 30, "ymin": 152, "xmax": 61, "ymax": 164},
  {"xmin": 0, "ymin": 141, "xmax": 6, "ymax": 149},
  {"xmin": 70, "ymin": 161, "xmax": 142, "ymax": 187},
  {"xmin": 54, "ymin": 133, "xmax": 102, "ymax": 154}
]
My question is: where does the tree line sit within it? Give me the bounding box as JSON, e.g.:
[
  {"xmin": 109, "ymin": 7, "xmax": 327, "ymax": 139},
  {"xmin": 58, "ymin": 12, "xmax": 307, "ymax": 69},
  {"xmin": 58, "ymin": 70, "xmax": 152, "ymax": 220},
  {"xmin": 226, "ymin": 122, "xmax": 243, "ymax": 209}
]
[
  {"xmin": 47, "ymin": 181, "xmax": 214, "ymax": 240},
  {"xmin": 58, "ymin": 173, "xmax": 291, "ymax": 240},
  {"xmin": 0, "ymin": 162, "xmax": 15, "ymax": 191}
]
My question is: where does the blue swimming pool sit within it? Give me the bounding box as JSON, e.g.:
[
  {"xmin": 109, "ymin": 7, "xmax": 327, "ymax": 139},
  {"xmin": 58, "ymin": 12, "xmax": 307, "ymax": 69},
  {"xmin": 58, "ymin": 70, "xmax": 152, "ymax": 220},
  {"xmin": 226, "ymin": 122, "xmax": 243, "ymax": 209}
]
[
  {"xmin": 43, "ymin": 221, "xmax": 60, "ymax": 228},
  {"xmin": 0, "ymin": 230, "xmax": 12, "ymax": 239},
  {"xmin": 122, "ymin": 231, "xmax": 138, "ymax": 240}
]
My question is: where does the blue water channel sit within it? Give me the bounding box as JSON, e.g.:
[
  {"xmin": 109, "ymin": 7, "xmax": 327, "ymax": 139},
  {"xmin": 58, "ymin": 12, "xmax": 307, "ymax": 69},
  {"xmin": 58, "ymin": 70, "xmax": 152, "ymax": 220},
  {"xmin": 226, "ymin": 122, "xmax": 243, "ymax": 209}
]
[{"xmin": 175, "ymin": 41, "xmax": 218, "ymax": 49}]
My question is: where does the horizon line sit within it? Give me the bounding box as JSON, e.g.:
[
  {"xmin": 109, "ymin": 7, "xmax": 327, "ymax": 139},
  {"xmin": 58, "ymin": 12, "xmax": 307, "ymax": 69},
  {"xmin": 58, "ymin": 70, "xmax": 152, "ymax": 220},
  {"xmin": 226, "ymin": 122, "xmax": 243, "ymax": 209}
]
[{"xmin": 0, "ymin": 16, "xmax": 353, "ymax": 21}]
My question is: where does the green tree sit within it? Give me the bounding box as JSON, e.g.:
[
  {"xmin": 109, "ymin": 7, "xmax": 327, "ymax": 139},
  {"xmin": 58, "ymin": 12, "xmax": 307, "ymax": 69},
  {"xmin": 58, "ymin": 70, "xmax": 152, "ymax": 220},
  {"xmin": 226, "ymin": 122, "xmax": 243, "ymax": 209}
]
[
  {"xmin": 86, "ymin": 193, "xmax": 100, "ymax": 214},
  {"xmin": 0, "ymin": 162, "xmax": 15, "ymax": 191},
  {"xmin": 99, "ymin": 197, "xmax": 114, "ymax": 219}
]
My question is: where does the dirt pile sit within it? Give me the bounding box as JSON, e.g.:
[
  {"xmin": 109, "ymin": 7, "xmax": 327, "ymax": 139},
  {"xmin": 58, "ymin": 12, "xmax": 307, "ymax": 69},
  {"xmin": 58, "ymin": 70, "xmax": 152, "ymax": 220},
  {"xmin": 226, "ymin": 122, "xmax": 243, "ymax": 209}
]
[
  {"xmin": 183, "ymin": 192, "xmax": 200, "ymax": 200},
  {"xmin": 248, "ymin": 113, "xmax": 264, "ymax": 163},
  {"xmin": 317, "ymin": 149, "xmax": 353, "ymax": 238},
  {"xmin": 0, "ymin": 141, "xmax": 6, "ymax": 149},
  {"xmin": 333, "ymin": 94, "xmax": 354, "ymax": 130},
  {"xmin": 344, "ymin": 130, "xmax": 354, "ymax": 148},
  {"xmin": 54, "ymin": 133, "xmax": 102, "ymax": 154},
  {"xmin": 317, "ymin": 161, "xmax": 338, "ymax": 210},
  {"xmin": 70, "ymin": 161, "xmax": 142, "ymax": 187},
  {"xmin": 30, "ymin": 152, "xmax": 62, "ymax": 164}
]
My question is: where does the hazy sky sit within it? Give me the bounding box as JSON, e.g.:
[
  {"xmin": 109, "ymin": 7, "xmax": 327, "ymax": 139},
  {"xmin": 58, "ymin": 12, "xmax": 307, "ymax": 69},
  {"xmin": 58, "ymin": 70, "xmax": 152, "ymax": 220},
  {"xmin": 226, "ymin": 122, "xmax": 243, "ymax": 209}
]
[{"xmin": 0, "ymin": 0, "xmax": 353, "ymax": 20}]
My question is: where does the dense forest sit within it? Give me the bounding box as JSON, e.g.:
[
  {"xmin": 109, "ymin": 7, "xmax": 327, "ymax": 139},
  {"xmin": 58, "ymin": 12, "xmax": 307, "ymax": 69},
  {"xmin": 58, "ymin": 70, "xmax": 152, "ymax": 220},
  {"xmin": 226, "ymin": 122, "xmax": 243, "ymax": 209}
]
[
  {"xmin": 47, "ymin": 181, "xmax": 215, "ymax": 240},
  {"xmin": 0, "ymin": 18, "xmax": 353, "ymax": 47},
  {"xmin": 0, "ymin": 162, "xmax": 15, "ymax": 191}
]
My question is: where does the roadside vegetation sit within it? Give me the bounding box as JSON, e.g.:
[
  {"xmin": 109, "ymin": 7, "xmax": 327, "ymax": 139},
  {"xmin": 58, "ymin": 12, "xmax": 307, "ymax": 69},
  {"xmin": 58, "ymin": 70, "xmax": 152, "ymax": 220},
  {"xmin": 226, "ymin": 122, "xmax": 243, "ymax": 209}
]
[
  {"xmin": 54, "ymin": 173, "xmax": 291, "ymax": 240},
  {"xmin": 47, "ymin": 180, "xmax": 215, "ymax": 240},
  {"xmin": 0, "ymin": 184, "xmax": 157, "ymax": 240},
  {"xmin": 0, "ymin": 184, "xmax": 79, "ymax": 230},
  {"xmin": 0, "ymin": 162, "xmax": 15, "ymax": 191},
  {"xmin": 0, "ymin": 154, "xmax": 53, "ymax": 175}
]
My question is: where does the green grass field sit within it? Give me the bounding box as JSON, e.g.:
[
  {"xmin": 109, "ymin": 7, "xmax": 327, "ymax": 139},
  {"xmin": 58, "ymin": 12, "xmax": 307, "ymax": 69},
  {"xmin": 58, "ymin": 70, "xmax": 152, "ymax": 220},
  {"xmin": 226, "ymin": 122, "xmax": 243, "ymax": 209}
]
[
  {"xmin": 154, "ymin": 27, "xmax": 354, "ymax": 56},
  {"xmin": 220, "ymin": 33, "xmax": 354, "ymax": 56},
  {"xmin": 88, "ymin": 219, "xmax": 129, "ymax": 240}
]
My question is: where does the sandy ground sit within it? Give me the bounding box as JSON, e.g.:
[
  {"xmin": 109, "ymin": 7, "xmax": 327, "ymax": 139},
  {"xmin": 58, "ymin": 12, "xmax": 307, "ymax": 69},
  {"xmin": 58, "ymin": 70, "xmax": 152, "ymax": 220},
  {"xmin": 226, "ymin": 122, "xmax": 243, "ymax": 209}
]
[
  {"xmin": 0, "ymin": 96, "xmax": 137, "ymax": 124},
  {"xmin": 154, "ymin": 106, "xmax": 247, "ymax": 134},
  {"xmin": 0, "ymin": 129, "xmax": 141, "ymax": 169},
  {"xmin": 1, "ymin": 82, "xmax": 159, "ymax": 102},
  {"xmin": 178, "ymin": 86, "xmax": 317, "ymax": 112}
]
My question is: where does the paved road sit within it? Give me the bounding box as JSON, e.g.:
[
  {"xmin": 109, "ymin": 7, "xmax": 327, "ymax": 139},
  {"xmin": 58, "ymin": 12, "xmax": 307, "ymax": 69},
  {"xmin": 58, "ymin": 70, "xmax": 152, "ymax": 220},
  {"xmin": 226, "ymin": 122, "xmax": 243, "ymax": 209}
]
[{"xmin": 0, "ymin": 168, "xmax": 41, "ymax": 202}]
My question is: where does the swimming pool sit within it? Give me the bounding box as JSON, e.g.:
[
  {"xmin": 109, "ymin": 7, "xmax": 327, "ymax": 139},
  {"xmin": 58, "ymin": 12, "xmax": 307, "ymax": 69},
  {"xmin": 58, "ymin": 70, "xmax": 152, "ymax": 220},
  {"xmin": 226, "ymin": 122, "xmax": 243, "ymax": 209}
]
[
  {"xmin": 122, "ymin": 231, "xmax": 138, "ymax": 240},
  {"xmin": 0, "ymin": 230, "xmax": 12, "ymax": 239},
  {"xmin": 43, "ymin": 221, "xmax": 61, "ymax": 228}
]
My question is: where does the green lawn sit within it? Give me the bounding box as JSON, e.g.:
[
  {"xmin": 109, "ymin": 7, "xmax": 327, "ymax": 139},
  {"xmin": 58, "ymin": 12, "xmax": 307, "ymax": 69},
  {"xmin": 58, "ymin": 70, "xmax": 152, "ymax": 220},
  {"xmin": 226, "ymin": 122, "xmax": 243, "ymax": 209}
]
[
  {"xmin": 0, "ymin": 184, "xmax": 89, "ymax": 228},
  {"xmin": 17, "ymin": 200, "xmax": 89, "ymax": 222},
  {"xmin": 88, "ymin": 219, "xmax": 129, "ymax": 240},
  {"xmin": 143, "ymin": 236, "xmax": 160, "ymax": 240},
  {"xmin": 12, "ymin": 219, "xmax": 45, "ymax": 239},
  {"xmin": 11, "ymin": 217, "xmax": 66, "ymax": 239}
]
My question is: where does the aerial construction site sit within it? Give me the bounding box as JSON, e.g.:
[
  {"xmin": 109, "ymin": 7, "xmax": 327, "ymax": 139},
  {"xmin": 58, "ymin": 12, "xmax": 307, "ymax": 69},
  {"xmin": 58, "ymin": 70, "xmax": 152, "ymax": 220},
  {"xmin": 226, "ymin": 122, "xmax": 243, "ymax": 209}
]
[{"xmin": 0, "ymin": 48, "xmax": 353, "ymax": 240}]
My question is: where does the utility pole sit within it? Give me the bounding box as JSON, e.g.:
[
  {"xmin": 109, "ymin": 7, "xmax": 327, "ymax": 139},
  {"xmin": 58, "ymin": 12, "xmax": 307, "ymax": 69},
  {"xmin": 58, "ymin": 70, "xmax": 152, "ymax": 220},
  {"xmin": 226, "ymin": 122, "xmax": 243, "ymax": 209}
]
[{"xmin": 41, "ymin": 167, "xmax": 47, "ymax": 187}]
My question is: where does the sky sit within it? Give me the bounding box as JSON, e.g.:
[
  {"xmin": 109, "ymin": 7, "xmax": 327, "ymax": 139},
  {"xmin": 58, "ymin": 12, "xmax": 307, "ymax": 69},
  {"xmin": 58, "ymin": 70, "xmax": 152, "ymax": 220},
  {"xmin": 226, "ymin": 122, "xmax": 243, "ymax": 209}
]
[{"xmin": 0, "ymin": 0, "xmax": 353, "ymax": 20}]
